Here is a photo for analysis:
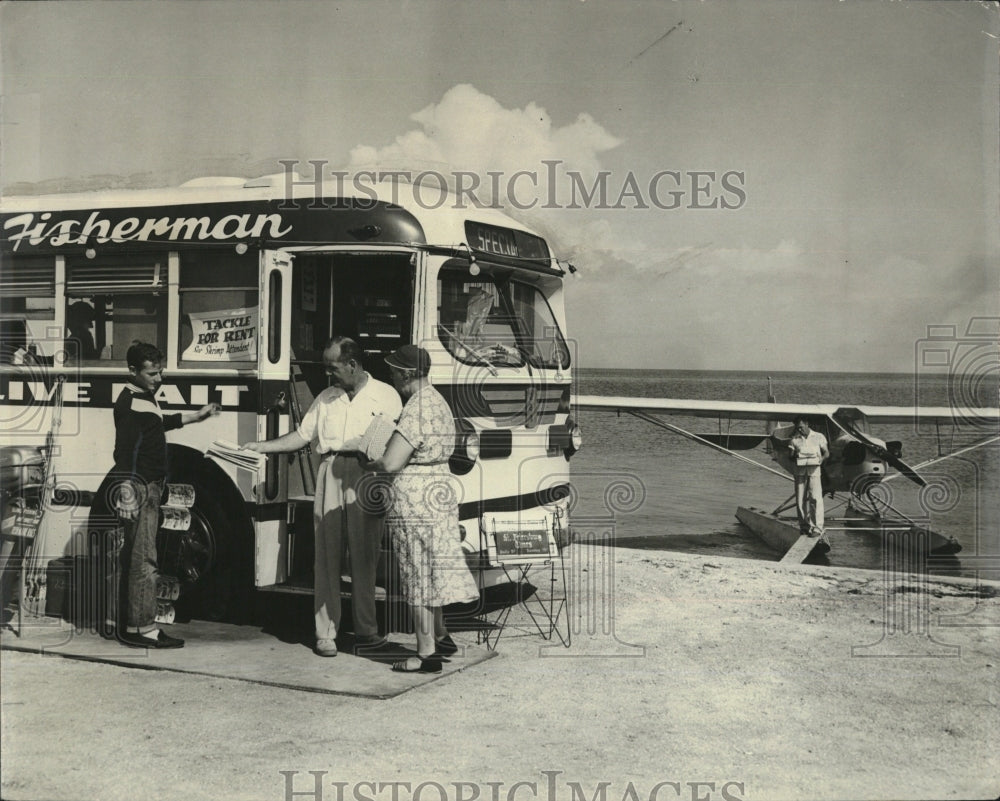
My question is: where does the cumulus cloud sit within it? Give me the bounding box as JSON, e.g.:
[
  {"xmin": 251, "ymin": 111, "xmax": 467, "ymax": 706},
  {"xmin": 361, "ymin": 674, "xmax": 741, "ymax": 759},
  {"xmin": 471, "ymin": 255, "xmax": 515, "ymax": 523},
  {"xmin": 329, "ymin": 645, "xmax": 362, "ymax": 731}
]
[
  {"xmin": 348, "ymin": 83, "xmax": 622, "ymax": 206},
  {"xmin": 340, "ymin": 83, "xmax": 993, "ymax": 370}
]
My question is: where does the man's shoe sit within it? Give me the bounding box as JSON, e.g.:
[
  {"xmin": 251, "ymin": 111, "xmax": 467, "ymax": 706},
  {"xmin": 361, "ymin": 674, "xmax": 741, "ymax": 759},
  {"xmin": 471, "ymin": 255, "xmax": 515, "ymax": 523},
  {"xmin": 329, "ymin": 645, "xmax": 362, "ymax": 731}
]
[
  {"xmin": 119, "ymin": 630, "xmax": 184, "ymax": 649},
  {"xmin": 151, "ymin": 631, "xmax": 185, "ymax": 648},
  {"xmin": 353, "ymin": 633, "xmax": 388, "ymax": 651},
  {"xmin": 314, "ymin": 637, "xmax": 338, "ymax": 657}
]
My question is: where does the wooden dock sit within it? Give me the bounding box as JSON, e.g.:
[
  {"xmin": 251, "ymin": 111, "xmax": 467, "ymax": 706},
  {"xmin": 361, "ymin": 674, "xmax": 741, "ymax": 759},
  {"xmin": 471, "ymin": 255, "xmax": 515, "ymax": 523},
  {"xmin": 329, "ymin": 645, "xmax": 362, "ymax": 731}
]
[{"xmin": 735, "ymin": 506, "xmax": 831, "ymax": 563}]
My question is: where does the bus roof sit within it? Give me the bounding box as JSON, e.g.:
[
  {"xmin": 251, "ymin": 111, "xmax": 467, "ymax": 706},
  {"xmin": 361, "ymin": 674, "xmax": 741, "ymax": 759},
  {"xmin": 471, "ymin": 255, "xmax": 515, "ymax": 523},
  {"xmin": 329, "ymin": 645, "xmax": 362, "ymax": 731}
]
[{"xmin": 0, "ymin": 175, "xmax": 561, "ymax": 274}]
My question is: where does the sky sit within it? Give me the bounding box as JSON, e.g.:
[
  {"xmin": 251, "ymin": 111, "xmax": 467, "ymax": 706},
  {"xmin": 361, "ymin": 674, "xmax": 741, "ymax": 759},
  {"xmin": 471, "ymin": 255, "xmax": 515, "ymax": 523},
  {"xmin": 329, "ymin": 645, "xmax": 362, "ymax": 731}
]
[{"xmin": 2, "ymin": 0, "xmax": 998, "ymax": 372}]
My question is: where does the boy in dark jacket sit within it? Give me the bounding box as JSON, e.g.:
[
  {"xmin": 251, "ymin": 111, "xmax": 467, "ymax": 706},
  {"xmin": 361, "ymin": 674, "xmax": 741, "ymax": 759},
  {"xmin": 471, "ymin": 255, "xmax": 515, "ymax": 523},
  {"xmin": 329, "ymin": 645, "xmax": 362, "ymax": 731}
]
[{"xmin": 109, "ymin": 342, "xmax": 217, "ymax": 648}]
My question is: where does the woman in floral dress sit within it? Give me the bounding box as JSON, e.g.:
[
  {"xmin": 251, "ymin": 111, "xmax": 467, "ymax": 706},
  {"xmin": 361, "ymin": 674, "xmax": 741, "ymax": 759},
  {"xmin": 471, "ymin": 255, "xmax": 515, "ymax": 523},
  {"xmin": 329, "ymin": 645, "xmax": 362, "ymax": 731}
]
[{"xmin": 360, "ymin": 345, "xmax": 479, "ymax": 672}]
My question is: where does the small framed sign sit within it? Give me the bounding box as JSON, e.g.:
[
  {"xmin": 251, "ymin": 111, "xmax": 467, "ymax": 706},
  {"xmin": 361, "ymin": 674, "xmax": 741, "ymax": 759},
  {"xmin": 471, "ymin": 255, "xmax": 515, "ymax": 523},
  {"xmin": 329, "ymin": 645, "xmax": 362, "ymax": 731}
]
[{"xmin": 486, "ymin": 516, "xmax": 559, "ymax": 566}]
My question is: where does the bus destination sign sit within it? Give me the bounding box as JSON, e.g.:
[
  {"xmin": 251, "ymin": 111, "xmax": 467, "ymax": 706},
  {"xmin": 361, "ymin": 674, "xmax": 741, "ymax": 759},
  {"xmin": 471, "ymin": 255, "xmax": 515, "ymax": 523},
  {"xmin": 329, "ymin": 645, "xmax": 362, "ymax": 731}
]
[{"xmin": 465, "ymin": 221, "xmax": 550, "ymax": 264}]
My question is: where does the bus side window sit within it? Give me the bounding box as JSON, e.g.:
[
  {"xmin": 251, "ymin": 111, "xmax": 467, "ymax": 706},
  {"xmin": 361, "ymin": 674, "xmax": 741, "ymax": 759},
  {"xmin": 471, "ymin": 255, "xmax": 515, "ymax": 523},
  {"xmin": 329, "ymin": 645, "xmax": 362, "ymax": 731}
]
[
  {"xmin": 65, "ymin": 300, "xmax": 99, "ymax": 361},
  {"xmin": 0, "ymin": 255, "xmax": 57, "ymax": 363},
  {"xmin": 178, "ymin": 251, "xmax": 258, "ymax": 368},
  {"xmin": 64, "ymin": 256, "xmax": 167, "ymax": 363}
]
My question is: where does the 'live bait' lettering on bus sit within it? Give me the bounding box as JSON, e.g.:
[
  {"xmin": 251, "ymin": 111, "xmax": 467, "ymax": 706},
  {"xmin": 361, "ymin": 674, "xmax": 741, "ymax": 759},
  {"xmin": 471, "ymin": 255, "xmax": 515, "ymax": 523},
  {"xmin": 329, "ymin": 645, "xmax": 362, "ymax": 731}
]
[
  {"xmin": 2, "ymin": 211, "xmax": 292, "ymax": 251},
  {"xmin": 0, "ymin": 381, "xmax": 251, "ymax": 408}
]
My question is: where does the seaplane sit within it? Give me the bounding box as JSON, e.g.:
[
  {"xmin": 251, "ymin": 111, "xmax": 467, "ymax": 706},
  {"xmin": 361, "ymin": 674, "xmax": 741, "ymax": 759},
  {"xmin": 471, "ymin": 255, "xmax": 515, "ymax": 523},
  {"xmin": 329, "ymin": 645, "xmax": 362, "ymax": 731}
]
[{"xmin": 573, "ymin": 381, "xmax": 1000, "ymax": 563}]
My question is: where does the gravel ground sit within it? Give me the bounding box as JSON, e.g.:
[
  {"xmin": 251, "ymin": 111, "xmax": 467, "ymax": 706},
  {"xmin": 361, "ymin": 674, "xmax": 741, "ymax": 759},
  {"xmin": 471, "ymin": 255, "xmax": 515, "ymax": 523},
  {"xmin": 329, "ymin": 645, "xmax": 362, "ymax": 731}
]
[{"xmin": 2, "ymin": 546, "xmax": 998, "ymax": 801}]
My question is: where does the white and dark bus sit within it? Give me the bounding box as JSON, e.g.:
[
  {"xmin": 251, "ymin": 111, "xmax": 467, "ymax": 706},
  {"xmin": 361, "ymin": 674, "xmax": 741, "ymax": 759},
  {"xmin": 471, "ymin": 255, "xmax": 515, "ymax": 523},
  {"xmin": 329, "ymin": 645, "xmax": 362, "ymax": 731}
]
[{"xmin": 0, "ymin": 175, "xmax": 581, "ymax": 622}]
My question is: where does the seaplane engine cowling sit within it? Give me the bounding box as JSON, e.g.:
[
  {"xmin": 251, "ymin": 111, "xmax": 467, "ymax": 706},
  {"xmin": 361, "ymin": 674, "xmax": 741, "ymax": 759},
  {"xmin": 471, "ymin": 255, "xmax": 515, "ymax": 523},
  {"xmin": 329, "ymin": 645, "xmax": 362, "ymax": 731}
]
[{"xmin": 842, "ymin": 440, "xmax": 868, "ymax": 466}]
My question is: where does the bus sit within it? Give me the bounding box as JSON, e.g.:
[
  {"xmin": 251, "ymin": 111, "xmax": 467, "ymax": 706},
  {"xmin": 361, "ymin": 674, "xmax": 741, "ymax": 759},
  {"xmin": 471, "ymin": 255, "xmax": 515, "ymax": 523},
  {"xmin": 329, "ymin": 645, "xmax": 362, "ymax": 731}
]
[{"xmin": 0, "ymin": 174, "xmax": 581, "ymax": 624}]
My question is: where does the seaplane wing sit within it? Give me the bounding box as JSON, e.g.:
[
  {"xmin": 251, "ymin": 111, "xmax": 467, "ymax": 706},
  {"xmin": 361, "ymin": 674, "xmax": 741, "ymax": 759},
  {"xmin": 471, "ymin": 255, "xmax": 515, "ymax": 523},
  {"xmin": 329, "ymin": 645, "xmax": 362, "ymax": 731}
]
[
  {"xmin": 572, "ymin": 393, "xmax": 997, "ymax": 559},
  {"xmin": 573, "ymin": 395, "xmax": 834, "ymax": 421},
  {"xmin": 573, "ymin": 396, "xmax": 1000, "ymax": 427},
  {"xmin": 573, "ymin": 394, "xmax": 999, "ymax": 492},
  {"xmin": 831, "ymin": 405, "xmax": 1000, "ymax": 426}
]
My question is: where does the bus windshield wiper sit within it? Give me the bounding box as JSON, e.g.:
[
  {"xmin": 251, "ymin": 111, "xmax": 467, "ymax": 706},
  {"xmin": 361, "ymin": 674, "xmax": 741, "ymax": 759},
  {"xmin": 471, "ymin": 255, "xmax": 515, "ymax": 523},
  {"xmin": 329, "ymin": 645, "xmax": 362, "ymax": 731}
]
[{"xmin": 436, "ymin": 325, "xmax": 498, "ymax": 375}]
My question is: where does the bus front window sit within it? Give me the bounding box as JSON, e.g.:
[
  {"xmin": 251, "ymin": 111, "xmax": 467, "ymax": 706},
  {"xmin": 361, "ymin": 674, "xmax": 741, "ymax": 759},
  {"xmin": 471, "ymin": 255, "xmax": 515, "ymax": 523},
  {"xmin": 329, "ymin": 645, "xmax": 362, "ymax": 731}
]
[
  {"xmin": 437, "ymin": 272, "xmax": 523, "ymax": 368},
  {"xmin": 437, "ymin": 268, "xmax": 569, "ymax": 370},
  {"xmin": 509, "ymin": 280, "xmax": 571, "ymax": 370}
]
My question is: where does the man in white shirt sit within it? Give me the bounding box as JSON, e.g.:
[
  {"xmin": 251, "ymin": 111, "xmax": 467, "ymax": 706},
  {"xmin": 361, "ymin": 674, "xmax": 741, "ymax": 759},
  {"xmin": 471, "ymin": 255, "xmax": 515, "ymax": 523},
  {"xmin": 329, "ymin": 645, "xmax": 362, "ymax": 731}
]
[
  {"xmin": 246, "ymin": 337, "xmax": 402, "ymax": 656},
  {"xmin": 788, "ymin": 415, "xmax": 830, "ymax": 537}
]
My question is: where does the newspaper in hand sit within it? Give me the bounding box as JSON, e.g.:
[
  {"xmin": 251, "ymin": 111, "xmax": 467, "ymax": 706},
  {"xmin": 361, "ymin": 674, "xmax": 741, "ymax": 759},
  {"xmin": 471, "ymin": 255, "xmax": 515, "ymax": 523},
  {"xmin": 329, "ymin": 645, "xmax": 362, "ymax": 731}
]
[
  {"xmin": 206, "ymin": 440, "xmax": 266, "ymax": 471},
  {"xmin": 358, "ymin": 413, "xmax": 397, "ymax": 461}
]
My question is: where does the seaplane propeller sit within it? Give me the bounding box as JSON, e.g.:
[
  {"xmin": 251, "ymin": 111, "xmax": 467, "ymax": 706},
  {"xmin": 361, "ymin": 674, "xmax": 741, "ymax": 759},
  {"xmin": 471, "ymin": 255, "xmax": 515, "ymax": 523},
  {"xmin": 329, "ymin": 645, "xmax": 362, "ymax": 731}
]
[{"xmin": 828, "ymin": 409, "xmax": 926, "ymax": 487}]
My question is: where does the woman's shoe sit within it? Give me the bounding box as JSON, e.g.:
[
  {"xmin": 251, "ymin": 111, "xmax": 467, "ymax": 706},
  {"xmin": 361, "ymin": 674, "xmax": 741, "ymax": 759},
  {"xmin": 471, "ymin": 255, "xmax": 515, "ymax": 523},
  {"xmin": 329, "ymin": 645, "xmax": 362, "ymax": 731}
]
[
  {"xmin": 391, "ymin": 655, "xmax": 442, "ymax": 673},
  {"xmin": 435, "ymin": 634, "xmax": 458, "ymax": 657}
]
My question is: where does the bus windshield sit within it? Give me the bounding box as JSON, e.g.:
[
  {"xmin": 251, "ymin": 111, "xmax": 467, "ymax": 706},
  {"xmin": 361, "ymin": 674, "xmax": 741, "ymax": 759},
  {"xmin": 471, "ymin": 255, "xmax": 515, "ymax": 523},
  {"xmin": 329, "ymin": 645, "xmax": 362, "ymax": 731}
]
[{"xmin": 437, "ymin": 266, "xmax": 570, "ymax": 370}]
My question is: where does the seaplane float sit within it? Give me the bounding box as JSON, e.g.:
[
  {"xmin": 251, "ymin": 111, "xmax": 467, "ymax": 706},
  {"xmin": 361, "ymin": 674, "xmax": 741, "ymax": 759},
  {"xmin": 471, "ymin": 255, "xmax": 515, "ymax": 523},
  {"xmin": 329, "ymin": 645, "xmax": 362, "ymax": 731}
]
[{"xmin": 573, "ymin": 384, "xmax": 999, "ymax": 563}]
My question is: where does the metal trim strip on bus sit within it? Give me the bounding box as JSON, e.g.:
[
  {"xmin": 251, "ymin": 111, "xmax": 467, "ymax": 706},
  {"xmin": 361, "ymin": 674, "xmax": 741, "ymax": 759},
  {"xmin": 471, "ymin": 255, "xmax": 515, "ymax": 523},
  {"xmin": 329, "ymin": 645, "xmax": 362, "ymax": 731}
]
[
  {"xmin": 274, "ymin": 240, "xmax": 566, "ymax": 262},
  {"xmin": 456, "ymin": 485, "xmax": 571, "ymax": 519},
  {"xmin": 278, "ymin": 243, "xmax": 559, "ymax": 276},
  {"xmin": 0, "ymin": 366, "xmax": 264, "ymax": 375},
  {"xmin": 276, "ymin": 245, "xmax": 420, "ymax": 254}
]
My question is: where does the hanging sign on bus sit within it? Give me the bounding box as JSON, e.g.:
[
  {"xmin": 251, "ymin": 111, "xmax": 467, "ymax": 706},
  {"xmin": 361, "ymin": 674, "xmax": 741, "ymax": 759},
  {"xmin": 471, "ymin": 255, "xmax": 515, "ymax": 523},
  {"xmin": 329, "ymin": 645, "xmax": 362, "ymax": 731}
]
[{"xmin": 182, "ymin": 306, "xmax": 258, "ymax": 361}]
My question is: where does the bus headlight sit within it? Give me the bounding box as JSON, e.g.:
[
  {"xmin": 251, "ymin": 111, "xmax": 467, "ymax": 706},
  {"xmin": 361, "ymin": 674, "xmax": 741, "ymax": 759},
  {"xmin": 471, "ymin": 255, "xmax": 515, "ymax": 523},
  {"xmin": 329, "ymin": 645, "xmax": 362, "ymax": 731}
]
[
  {"xmin": 548, "ymin": 418, "xmax": 582, "ymax": 458},
  {"xmin": 465, "ymin": 430, "xmax": 481, "ymax": 461},
  {"xmin": 568, "ymin": 422, "xmax": 583, "ymax": 454},
  {"xmin": 450, "ymin": 419, "xmax": 480, "ymax": 475}
]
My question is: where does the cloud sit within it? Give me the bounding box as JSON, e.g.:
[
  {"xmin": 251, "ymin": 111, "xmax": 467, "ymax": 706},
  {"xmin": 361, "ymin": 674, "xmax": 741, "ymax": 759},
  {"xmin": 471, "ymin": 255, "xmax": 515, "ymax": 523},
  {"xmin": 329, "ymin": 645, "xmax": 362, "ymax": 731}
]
[
  {"xmin": 348, "ymin": 83, "xmax": 622, "ymax": 206},
  {"xmin": 342, "ymin": 82, "xmax": 995, "ymax": 371},
  {"xmin": 556, "ymin": 226, "xmax": 808, "ymax": 279},
  {"xmin": 565, "ymin": 238, "xmax": 998, "ymax": 370}
]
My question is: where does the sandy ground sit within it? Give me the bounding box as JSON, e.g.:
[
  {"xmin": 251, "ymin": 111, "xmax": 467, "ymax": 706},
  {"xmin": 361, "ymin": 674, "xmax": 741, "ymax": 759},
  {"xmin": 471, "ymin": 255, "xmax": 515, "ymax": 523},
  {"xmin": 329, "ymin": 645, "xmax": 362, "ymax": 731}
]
[{"xmin": 2, "ymin": 545, "xmax": 998, "ymax": 801}]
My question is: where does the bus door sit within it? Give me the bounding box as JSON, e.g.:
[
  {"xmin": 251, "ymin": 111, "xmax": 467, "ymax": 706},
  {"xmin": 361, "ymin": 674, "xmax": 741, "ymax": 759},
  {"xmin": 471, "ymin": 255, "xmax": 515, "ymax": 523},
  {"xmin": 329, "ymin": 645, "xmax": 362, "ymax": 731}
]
[
  {"xmin": 255, "ymin": 249, "xmax": 293, "ymax": 587},
  {"xmin": 285, "ymin": 248, "xmax": 417, "ymax": 442},
  {"xmin": 258, "ymin": 249, "xmax": 417, "ymax": 589}
]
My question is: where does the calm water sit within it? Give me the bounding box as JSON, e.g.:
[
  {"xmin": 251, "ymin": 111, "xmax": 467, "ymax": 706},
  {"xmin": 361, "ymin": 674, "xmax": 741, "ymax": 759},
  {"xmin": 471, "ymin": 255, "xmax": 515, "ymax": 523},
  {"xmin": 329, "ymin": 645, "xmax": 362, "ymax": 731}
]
[{"xmin": 570, "ymin": 369, "xmax": 999, "ymax": 577}]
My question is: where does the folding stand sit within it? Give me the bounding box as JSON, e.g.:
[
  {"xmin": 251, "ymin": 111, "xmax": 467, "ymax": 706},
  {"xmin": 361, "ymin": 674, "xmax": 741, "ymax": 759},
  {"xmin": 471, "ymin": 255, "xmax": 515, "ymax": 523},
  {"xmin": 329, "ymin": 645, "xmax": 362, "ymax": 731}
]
[{"xmin": 478, "ymin": 515, "xmax": 570, "ymax": 650}]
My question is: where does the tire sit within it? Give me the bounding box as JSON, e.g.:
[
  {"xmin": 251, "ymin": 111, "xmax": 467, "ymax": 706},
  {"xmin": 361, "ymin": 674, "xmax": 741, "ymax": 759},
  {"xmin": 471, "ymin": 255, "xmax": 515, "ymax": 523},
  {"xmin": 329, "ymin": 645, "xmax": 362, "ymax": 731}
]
[
  {"xmin": 88, "ymin": 456, "xmax": 254, "ymax": 627},
  {"xmin": 162, "ymin": 454, "xmax": 254, "ymax": 623}
]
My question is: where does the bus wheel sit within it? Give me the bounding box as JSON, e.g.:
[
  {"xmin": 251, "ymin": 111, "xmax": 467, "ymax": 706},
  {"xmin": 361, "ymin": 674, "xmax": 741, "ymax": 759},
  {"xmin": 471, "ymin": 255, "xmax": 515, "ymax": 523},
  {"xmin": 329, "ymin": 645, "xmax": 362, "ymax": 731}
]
[{"xmin": 160, "ymin": 459, "xmax": 252, "ymax": 624}]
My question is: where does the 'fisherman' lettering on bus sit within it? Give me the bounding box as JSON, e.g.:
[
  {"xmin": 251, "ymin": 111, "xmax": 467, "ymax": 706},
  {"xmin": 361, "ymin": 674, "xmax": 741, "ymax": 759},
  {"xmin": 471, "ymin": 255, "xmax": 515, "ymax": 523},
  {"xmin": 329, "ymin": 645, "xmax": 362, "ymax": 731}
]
[{"xmin": 2, "ymin": 211, "xmax": 292, "ymax": 251}]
